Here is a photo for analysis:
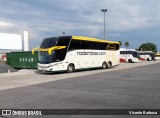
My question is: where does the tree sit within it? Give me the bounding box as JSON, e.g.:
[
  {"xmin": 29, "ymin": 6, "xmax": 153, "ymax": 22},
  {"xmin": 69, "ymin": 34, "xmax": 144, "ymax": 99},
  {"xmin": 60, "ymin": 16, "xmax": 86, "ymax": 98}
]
[
  {"xmin": 119, "ymin": 41, "xmax": 122, "ymax": 47},
  {"xmin": 62, "ymin": 32, "xmax": 66, "ymax": 35},
  {"xmin": 124, "ymin": 42, "xmax": 129, "ymax": 49},
  {"xmin": 139, "ymin": 42, "xmax": 157, "ymax": 53}
]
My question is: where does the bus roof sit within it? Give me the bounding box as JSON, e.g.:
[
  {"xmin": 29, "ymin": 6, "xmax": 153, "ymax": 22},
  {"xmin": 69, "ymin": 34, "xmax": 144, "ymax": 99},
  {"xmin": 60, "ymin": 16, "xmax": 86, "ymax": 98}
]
[
  {"xmin": 138, "ymin": 51, "xmax": 153, "ymax": 53},
  {"xmin": 39, "ymin": 36, "xmax": 119, "ymax": 44},
  {"xmin": 120, "ymin": 50, "xmax": 137, "ymax": 52},
  {"xmin": 72, "ymin": 36, "xmax": 119, "ymax": 44}
]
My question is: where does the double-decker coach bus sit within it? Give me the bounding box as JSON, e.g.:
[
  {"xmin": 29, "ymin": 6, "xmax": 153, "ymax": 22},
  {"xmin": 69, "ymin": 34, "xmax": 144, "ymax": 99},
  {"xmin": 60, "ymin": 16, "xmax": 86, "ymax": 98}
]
[
  {"xmin": 32, "ymin": 36, "xmax": 120, "ymax": 73},
  {"xmin": 138, "ymin": 51, "xmax": 156, "ymax": 61},
  {"xmin": 120, "ymin": 50, "xmax": 140, "ymax": 63}
]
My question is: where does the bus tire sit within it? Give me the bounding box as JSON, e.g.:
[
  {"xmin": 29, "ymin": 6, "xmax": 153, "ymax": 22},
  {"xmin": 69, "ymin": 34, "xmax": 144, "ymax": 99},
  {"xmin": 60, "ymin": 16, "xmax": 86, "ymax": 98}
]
[
  {"xmin": 147, "ymin": 58, "xmax": 151, "ymax": 61},
  {"xmin": 108, "ymin": 61, "xmax": 112, "ymax": 68},
  {"xmin": 102, "ymin": 62, "xmax": 108, "ymax": 69},
  {"xmin": 67, "ymin": 64, "xmax": 75, "ymax": 73},
  {"xmin": 128, "ymin": 59, "xmax": 132, "ymax": 63}
]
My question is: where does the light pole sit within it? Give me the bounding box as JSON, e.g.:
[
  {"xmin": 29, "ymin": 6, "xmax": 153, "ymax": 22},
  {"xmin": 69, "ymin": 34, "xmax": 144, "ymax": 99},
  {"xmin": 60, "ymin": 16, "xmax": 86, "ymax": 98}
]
[{"xmin": 101, "ymin": 9, "xmax": 107, "ymax": 40}]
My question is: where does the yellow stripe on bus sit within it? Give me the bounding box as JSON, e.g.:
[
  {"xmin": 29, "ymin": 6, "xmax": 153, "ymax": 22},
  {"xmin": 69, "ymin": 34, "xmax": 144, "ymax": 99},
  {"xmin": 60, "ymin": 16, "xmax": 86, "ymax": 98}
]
[
  {"xmin": 48, "ymin": 46, "xmax": 66, "ymax": 55},
  {"xmin": 72, "ymin": 36, "xmax": 119, "ymax": 44},
  {"xmin": 32, "ymin": 46, "xmax": 66, "ymax": 55},
  {"xmin": 32, "ymin": 47, "xmax": 40, "ymax": 54}
]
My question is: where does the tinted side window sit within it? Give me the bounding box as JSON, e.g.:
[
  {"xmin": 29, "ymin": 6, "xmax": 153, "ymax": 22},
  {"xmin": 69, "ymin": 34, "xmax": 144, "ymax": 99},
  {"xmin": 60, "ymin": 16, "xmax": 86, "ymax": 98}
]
[
  {"xmin": 120, "ymin": 51, "xmax": 124, "ymax": 54},
  {"xmin": 69, "ymin": 40, "xmax": 86, "ymax": 50},
  {"xmin": 57, "ymin": 37, "xmax": 71, "ymax": 47},
  {"xmin": 69, "ymin": 40, "xmax": 107, "ymax": 50},
  {"xmin": 115, "ymin": 43, "xmax": 120, "ymax": 50},
  {"xmin": 87, "ymin": 42, "xmax": 107, "ymax": 50},
  {"xmin": 97, "ymin": 43, "xmax": 107, "ymax": 50}
]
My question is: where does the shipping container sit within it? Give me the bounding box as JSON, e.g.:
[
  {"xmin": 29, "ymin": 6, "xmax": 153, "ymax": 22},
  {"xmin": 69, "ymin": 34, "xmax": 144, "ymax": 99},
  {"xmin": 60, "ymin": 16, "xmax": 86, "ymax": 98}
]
[
  {"xmin": 6, "ymin": 53, "xmax": 11, "ymax": 65},
  {"xmin": 6, "ymin": 51, "xmax": 38, "ymax": 69}
]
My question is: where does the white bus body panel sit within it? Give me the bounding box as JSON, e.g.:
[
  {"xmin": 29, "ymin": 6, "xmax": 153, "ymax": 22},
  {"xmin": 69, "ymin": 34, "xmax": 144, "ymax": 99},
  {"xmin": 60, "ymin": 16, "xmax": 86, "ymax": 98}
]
[
  {"xmin": 120, "ymin": 54, "xmax": 139, "ymax": 63},
  {"xmin": 106, "ymin": 50, "xmax": 120, "ymax": 65},
  {"xmin": 155, "ymin": 57, "xmax": 160, "ymax": 60},
  {"xmin": 38, "ymin": 50, "xmax": 119, "ymax": 72},
  {"xmin": 140, "ymin": 55, "xmax": 151, "ymax": 61}
]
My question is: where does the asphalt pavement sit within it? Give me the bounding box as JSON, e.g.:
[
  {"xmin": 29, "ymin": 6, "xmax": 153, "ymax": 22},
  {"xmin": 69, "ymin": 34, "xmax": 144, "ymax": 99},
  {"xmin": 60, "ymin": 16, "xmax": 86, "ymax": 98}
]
[
  {"xmin": 0, "ymin": 63, "xmax": 17, "ymax": 73},
  {"xmin": 0, "ymin": 60, "xmax": 160, "ymax": 91},
  {"xmin": 0, "ymin": 62, "xmax": 160, "ymax": 118}
]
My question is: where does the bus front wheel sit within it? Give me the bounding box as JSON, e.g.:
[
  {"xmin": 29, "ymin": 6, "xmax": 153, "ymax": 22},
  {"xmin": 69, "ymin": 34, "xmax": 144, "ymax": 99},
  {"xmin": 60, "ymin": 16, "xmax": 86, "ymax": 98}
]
[
  {"xmin": 128, "ymin": 59, "xmax": 133, "ymax": 63},
  {"xmin": 147, "ymin": 58, "xmax": 151, "ymax": 61},
  {"xmin": 67, "ymin": 64, "xmax": 75, "ymax": 73}
]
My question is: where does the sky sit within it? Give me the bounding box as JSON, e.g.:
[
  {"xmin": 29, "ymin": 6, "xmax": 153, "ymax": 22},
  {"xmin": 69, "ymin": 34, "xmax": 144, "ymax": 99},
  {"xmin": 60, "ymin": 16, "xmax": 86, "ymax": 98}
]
[{"xmin": 0, "ymin": 0, "xmax": 160, "ymax": 50}]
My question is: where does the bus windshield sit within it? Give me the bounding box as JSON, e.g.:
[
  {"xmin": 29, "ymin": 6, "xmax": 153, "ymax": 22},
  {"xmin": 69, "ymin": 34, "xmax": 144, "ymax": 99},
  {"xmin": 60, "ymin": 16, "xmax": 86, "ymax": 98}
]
[
  {"xmin": 39, "ymin": 51, "xmax": 58, "ymax": 64},
  {"xmin": 132, "ymin": 51, "xmax": 140, "ymax": 58},
  {"xmin": 38, "ymin": 36, "xmax": 72, "ymax": 64},
  {"xmin": 40, "ymin": 37, "xmax": 58, "ymax": 48}
]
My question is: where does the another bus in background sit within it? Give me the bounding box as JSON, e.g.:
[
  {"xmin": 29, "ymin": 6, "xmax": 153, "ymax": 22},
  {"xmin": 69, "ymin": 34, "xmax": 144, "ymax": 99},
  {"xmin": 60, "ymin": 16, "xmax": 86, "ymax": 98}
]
[
  {"xmin": 120, "ymin": 50, "xmax": 140, "ymax": 63},
  {"xmin": 138, "ymin": 51, "xmax": 156, "ymax": 61},
  {"xmin": 155, "ymin": 53, "xmax": 160, "ymax": 60},
  {"xmin": 32, "ymin": 36, "xmax": 120, "ymax": 73}
]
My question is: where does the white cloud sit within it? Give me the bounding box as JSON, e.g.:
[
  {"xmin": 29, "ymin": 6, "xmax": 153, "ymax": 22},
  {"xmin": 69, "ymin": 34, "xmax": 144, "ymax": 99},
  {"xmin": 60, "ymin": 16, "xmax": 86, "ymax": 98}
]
[
  {"xmin": 0, "ymin": 21, "xmax": 14, "ymax": 27},
  {"xmin": 1, "ymin": 0, "xmax": 159, "ymax": 33},
  {"xmin": 0, "ymin": 0, "xmax": 160, "ymax": 50},
  {"xmin": 109, "ymin": 33, "xmax": 121, "ymax": 38}
]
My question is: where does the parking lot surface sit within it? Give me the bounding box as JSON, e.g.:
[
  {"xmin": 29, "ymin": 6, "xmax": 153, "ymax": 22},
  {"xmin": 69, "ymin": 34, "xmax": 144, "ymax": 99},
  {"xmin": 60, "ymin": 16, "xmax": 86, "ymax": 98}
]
[
  {"xmin": 0, "ymin": 61, "xmax": 160, "ymax": 118},
  {"xmin": 0, "ymin": 60, "xmax": 160, "ymax": 91}
]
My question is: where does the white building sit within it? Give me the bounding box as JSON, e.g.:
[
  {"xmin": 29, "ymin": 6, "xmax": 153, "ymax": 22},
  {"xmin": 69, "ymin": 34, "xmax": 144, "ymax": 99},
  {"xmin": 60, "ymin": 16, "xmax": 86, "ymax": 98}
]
[
  {"xmin": 0, "ymin": 32, "xmax": 22, "ymax": 50},
  {"xmin": 0, "ymin": 32, "xmax": 24, "ymax": 61}
]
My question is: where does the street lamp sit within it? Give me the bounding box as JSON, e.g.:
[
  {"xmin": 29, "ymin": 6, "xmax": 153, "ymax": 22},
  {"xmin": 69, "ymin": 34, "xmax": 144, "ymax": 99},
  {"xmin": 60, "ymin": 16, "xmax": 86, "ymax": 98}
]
[{"xmin": 101, "ymin": 9, "xmax": 107, "ymax": 40}]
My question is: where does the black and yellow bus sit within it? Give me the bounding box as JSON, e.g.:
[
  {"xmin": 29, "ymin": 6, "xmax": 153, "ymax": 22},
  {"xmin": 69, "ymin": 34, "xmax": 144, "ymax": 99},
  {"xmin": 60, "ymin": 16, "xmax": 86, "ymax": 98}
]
[{"xmin": 32, "ymin": 36, "xmax": 120, "ymax": 72}]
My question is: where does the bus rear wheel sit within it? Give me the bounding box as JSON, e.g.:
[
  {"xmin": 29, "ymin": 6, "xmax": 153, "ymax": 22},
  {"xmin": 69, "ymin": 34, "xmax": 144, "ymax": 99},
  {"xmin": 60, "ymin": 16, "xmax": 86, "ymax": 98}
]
[
  {"xmin": 67, "ymin": 64, "xmax": 75, "ymax": 73},
  {"xmin": 108, "ymin": 61, "xmax": 112, "ymax": 68},
  {"xmin": 102, "ymin": 62, "xmax": 108, "ymax": 69}
]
